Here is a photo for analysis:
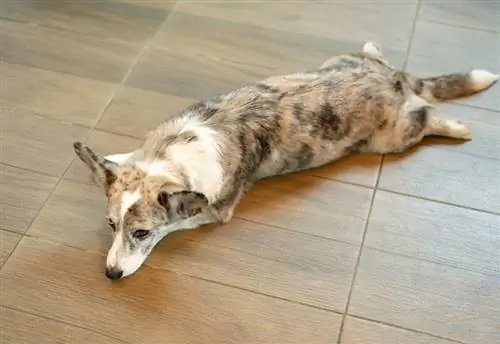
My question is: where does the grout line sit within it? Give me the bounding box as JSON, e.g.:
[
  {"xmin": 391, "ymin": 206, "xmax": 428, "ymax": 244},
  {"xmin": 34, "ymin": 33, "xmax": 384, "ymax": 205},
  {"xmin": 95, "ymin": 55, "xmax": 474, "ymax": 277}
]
[
  {"xmin": 0, "ymin": 305, "xmax": 132, "ymax": 344},
  {"xmin": 148, "ymin": 265, "xmax": 346, "ymax": 315},
  {"xmin": 337, "ymin": 4, "xmax": 423, "ymax": 342},
  {"xmin": 402, "ymin": 0, "xmax": 422, "ymax": 71},
  {"xmin": 232, "ymin": 216, "xmax": 361, "ymax": 247},
  {"xmin": 336, "ymin": 162, "xmax": 383, "ymax": 343},
  {"xmin": 0, "ymin": 11, "xmax": 172, "ymax": 274},
  {"xmin": 346, "ymin": 314, "xmax": 467, "ymax": 344},
  {"xmin": 420, "ymin": 18, "xmax": 500, "ymax": 35},
  {"xmin": 376, "ymin": 187, "xmax": 500, "ymax": 216}
]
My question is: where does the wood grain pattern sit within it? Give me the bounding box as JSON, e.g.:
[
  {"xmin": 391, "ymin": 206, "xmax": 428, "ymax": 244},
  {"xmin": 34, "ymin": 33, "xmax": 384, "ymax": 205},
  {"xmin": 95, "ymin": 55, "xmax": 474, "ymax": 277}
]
[
  {"xmin": 0, "ymin": 63, "xmax": 116, "ymax": 126},
  {"xmin": 366, "ymin": 191, "xmax": 500, "ymax": 276},
  {"xmin": 97, "ymin": 86, "xmax": 195, "ymax": 138},
  {"xmin": 0, "ymin": 204, "xmax": 38, "ymax": 234},
  {"xmin": 0, "ymin": 165, "xmax": 59, "ymax": 211},
  {"xmin": 0, "ymin": 20, "xmax": 140, "ymax": 83},
  {"xmin": 341, "ymin": 317, "xmax": 457, "ymax": 344},
  {"xmin": 0, "ymin": 307, "xmax": 124, "ymax": 344},
  {"xmin": 236, "ymin": 174, "xmax": 372, "ymax": 245},
  {"xmin": 1, "ymin": 1, "xmax": 499, "ymax": 342},
  {"xmin": 0, "ymin": 107, "xmax": 90, "ymax": 176},
  {"xmin": 149, "ymin": 218, "xmax": 358, "ymax": 312},
  {"xmin": 419, "ymin": 0, "xmax": 500, "ymax": 32},
  {"xmin": 27, "ymin": 179, "xmax": 110, "ymax": 253},
  {"xmin": 0, "ymin": 0, "xmax": 169, "ymax": 43},
  {"xmin": 0, "ymin": 237, "xmax": 342, "ymax": 344},
  {"xmin": 349, "ymin": 249, "xmax": 500, "ymax": 344},
  {"xmin": 0, "ymin": 230, "xmax": 21, "ymax": 268},
  {"xmin": 309, "ymin": 153, "xmax": 381, "ymax": 188},
  {"xmin": 175, "ymin": 1, "xmax": 415, "ymax": 63}
]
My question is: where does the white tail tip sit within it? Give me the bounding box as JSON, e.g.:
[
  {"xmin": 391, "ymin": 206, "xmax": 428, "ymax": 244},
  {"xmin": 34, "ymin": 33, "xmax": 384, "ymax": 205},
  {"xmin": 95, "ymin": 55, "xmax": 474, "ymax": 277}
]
[{"xmin": 469, "ymin": 69, "xmax": 499, "ymax": 91}]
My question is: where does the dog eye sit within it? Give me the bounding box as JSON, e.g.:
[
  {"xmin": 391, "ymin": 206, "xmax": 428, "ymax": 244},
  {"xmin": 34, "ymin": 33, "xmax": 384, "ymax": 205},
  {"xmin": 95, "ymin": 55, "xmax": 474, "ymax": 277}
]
[
  {"xmin": 132, "ymin": 230, "xmax": 150, "ymax": 239},
  {"xmin": 107, "ymin": 218, "xmax": 116, "ymax": 231}
]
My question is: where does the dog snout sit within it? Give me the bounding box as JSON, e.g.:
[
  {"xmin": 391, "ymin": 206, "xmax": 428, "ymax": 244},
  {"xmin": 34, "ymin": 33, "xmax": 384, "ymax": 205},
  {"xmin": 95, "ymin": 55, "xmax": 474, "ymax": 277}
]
[{"xmin": 105, "ymin": 266, "xmax": 123, "ymax": 280}]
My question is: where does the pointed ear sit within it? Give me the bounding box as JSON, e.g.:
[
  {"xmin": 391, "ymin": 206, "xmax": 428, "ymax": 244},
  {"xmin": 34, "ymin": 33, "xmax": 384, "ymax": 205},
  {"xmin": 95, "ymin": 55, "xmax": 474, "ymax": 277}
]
[
  {"xmin": 157, "ymin": 190, "xmax": 208, "ymax": 219},
  {"xmin": 73, "ymin": 142, "xmax": 118, "ymax": 191}
]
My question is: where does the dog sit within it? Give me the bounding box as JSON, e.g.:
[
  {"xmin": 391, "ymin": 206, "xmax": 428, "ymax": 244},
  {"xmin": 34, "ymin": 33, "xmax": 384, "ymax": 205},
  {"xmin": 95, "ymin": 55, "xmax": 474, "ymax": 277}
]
[{"xmin": 73, "ymin": 41, "xmax": 498, "ymax": 280}]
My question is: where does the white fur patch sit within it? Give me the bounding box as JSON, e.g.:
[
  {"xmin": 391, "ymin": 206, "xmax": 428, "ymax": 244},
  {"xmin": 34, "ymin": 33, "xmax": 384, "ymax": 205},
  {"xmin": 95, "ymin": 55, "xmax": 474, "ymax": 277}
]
[
  {"xmin": 362, "ymin": 41, "xmax": 382, "ymax": 57},
  {"xmin": 136, "ymin": 160, "xmax": 170, "ymax": 176},
  {"xmin": 469, "ymin": 69, "xmax": 499, "ymax": 91},
  {"xmin": 106, "ymin": 230, "xmax": 152, "ymax": 278},
  {"xmin": 152, "ymin": 117, "xmax": 224, "ymax": 202},
  {"xmin": 106, "ymin": 230, "xmax": 123, "ymax": 268},
  {"xmin": 105, "ymin": 152, "xmax": 134, "ymax": 165},
  {"xmin": 120, "ymin": 189, "xmax": 141, "ymax": 220}
]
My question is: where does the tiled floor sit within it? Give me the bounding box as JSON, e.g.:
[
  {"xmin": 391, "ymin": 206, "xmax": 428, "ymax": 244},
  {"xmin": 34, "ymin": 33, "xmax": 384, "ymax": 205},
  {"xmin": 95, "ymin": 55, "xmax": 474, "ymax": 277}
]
[{"xmin": 0, "ymin": 1, "xmax": 499, "ymax": 343}]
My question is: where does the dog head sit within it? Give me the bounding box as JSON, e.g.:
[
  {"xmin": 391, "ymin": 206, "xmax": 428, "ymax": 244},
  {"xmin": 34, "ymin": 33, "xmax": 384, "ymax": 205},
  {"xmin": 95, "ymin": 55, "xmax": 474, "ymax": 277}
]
[{"xmin": 73, "ymin": 142, "xmax": 208, "ymax": 280}]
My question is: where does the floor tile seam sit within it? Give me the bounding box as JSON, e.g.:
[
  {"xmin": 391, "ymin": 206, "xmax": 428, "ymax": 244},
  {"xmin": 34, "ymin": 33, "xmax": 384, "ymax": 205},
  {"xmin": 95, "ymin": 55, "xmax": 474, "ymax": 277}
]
[
  {"xmin": 231, "ymin": 215, "xmax": 363, "ymax": 248},
  {"xmin": 162, "ymin": 269, "xmax": 347, "ymax": 316},
  {"xmin": 419, "ymin": 18, "xmax": 500, "ymax": 35},
  {"xmin": 90, "ymin": 8, "xmax": 174, "ymax": 129},
  {"xmin": 355, "ymin": 245, "xmax": 500, "ymax": 279},
  {"xmin": 11, "ymin": 221, "xmax": 499, "ymax": 282},
  {"xmin": 376, "ymin": 187, "xmax": 500, "ymax": 216},
  {"xmin": 338, "ymin": 4, "xmax": 423, "ymax": 341},
  {"xmin": 337, "ymin": 175, "xmax": 382, "ymax": 343},
  {"xmin": 0, "ymin": 304, "xmax": 132, "ymax": 344},
  {"xmin": 402, "ymin": 0, "xmax": 422, "ymax": 71},
  {"xmin": 344, "ymin": 313, "xmax": 467, "ymax": 344},
  {"xmin": 0, "ymin": 227, "xmax": 26, "ymax": 236}
]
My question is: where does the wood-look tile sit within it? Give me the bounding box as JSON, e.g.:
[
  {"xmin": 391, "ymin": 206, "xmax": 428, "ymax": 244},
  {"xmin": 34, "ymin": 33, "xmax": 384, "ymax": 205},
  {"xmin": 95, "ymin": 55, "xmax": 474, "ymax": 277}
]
[
  {"xmin": 174, "ymin": 1, "xmax": 415, "ymax": 62},
  {"xmin": 0, "ymin": 107, "xmax": 90, "ymax": 176},
  {"xmin": 0, "ymin": 237, "xmax": 342, "ymax": 344},
  {"xmin": 0, "ymin": 307, "xmax": 123, "ymax": 344},
  {"xmin": 97, "ymin": 86, "xmax": 195, "ymax": 138},
  {"xmin": 127, "ymin": 10, "xmax": 406, "ymax": 100},
  {"xmin": 420, "ymin": 0, "xmax": 500, "ymax": 32},
  {"xmin": 0, "ymin": 204, "xmax": 37, "ymax": 234},
  {"xmin": 379, "ymin": 104, "xmax": 500, "ymax": 213},
  {"xmin": 0, "ymin": 165, "xmax": 59, "ymax": 211},
  {"xmin": 236, "ymin": 174, "xmax": 372, "ymax": 245},
  {"xmin": 366, "ymin": 191, "xmax": 500, "ymax": 276},
  {"xmin": 0, "ymin": 230, "xmax": 21, "ymax": 268},
  {"xmin": 112, "ymin": 0, "xmax": 176, "ymax": 9},
  {"xmin": 341, "ymin": 317, "xmax": 457, "ymax": 344},
  {"xmin": 64, "ymin": 130, "xmax": 142, "ymax": 184},
  {"xmin": 0, "ymin": 0, "xmax": 169, "ymax": 43},
  {"xmin": 406, "ymin": 21, "xmax": 500, "ymax": 111},
  {"xmin": 27, "ymin": 177, "xmax": 358, "ymax": 311},
  {"xmin": 310, "ymin": 153, "xmax": 381, "ymax": 188},
  {"xmin": 151, "ymin": 218, "xmax": 358, "ymax": 312},
  {"xmin": 0, "ymin": 20, "xmax": 140, "ymax": 83},
  {"xmin": 27, "ymin": 179, "xmax": 110, "ymax": 253},
  {"xmin": 0, "ymin": 63, "xmax": 116, "ymax": 126},
  {"xmin": 349, "ymin": 249, "xmax": 500, "ymax": 344}
]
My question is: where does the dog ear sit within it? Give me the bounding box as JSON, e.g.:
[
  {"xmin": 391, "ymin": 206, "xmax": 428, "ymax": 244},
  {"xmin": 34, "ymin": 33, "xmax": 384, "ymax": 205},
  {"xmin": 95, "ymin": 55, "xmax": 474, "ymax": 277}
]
[
  {"xmin": 157, "ymin": 190, "xmax": 208, "ymax": 219},
  {"xmin": 73, "ymin": 142, "xmax": 118, "ymax": 192}
]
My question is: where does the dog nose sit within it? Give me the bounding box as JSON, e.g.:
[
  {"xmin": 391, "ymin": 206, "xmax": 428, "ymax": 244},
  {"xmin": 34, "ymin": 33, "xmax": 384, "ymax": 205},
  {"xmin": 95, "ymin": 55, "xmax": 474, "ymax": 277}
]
[{"xmin": 105, "ymin": 266, "xmax": 123, "ymax": 280}]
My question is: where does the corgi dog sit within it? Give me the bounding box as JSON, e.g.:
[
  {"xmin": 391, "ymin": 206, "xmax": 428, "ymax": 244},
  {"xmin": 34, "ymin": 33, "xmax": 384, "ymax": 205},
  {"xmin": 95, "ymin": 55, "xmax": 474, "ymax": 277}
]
[{"xmin": 73, "ymin": 41, "xmax": 498, "ymax": 280}]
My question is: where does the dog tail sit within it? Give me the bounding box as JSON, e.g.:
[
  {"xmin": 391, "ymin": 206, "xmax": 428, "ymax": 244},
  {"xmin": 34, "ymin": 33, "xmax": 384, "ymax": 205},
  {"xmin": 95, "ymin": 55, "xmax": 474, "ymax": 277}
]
[{"xmin": 413, "ymin": 69, "xmax": 498, "ymax": 102}]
